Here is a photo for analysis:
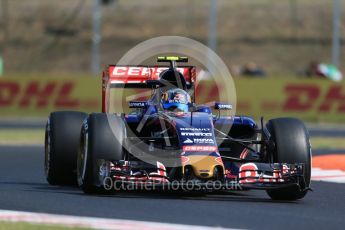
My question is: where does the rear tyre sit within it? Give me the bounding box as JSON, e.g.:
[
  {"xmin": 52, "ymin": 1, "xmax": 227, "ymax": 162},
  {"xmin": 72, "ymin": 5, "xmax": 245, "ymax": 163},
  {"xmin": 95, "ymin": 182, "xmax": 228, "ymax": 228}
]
[
  {"xmin": 266, "ymin": 118, "xmax": 311, "ymax": 200},
  {"xmin": 77, "ymin": 113, "xmax": 126, "ymax": 194},
  {"xmin": 45, "ymin": 111, "xmax": 88, "ymax": 185}
]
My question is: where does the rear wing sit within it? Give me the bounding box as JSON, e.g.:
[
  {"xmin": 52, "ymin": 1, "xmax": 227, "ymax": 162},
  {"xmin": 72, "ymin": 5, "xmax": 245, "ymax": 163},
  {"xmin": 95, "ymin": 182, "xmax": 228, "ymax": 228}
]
[
  {"xmin": 105, "ymin": 65, "xmax": 196, "ymax": 88},
  {"xmin": 102, "ymin": 65, "xmax": 196, "ymax": 112}
]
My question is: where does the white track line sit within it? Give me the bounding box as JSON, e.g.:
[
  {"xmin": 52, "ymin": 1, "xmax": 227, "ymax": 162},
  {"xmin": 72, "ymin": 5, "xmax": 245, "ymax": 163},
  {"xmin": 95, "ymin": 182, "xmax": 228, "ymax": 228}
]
[
  {"xmin": 0, "ymin": 210, "xmax": 237, "ymax": 230},
  {"xmin": 311, "ymin": 168, "xmax": 345, "ymax": 183}
]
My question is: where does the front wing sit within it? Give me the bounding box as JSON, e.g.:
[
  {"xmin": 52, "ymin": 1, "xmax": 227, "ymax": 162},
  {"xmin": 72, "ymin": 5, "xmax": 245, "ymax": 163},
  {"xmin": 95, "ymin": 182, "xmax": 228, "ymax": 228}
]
[{"xmin": 102, "ymin": 161, "xmax": 306, "ymax": 192}]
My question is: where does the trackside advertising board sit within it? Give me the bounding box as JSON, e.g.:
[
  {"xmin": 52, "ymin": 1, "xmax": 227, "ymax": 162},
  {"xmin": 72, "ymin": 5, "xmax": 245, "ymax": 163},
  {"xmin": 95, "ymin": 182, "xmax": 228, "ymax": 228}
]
[
  {"xmin": 0, "ymin": 76, "xmax": 101, "ymax": 116},
  {"xmin": 232, "ymin": 78, "xmax": 345, "ymax": 123},
  {"xmin": 0, "ymin": 76, "xmax": 344, "ymax": 122}
]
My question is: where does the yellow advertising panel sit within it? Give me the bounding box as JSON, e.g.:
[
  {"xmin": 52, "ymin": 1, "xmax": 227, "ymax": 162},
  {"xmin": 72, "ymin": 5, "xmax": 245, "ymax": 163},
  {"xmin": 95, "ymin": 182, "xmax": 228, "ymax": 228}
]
[
  {"xmin": 1, "ymin": 76, "xmax": 344, "ymax": 123},
  {"xmin": 0, "ymin": 76, "xmax": 101, "ymax": 117}
]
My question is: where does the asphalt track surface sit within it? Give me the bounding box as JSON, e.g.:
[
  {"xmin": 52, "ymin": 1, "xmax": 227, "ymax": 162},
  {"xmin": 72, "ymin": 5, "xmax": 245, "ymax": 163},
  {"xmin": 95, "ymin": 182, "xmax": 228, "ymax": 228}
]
[{"xmin": 0, "ymin": 145, "xmax": 344, "ymax": 229}]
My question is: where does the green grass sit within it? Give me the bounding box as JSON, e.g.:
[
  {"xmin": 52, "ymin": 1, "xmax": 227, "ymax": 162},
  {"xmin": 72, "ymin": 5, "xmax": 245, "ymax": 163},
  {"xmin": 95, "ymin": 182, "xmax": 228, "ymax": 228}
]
[
  {"xmin": 0, "ymin": 129, "xmax": 44, "ymax": 145},
  {"xmin": 310, "ymin": 137, "xmax": 345, "ymax": 150},
  {"xmin": 0, "ymin": 221, "xmax": 90, "ymax": 230}
]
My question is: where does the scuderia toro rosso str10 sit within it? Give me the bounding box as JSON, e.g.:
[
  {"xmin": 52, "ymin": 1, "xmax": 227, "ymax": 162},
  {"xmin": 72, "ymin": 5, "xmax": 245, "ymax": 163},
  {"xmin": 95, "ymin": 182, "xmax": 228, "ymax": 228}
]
[{"xmin": 45, "ymin": 56, "xmax": 312, "ymax": 200}]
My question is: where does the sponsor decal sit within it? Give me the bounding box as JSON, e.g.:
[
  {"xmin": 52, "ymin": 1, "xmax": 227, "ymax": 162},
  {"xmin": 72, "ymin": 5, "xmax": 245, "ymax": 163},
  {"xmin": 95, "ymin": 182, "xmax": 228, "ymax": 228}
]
[
  {"xmin": 193, "ymin": 138, "xmax": 214, "ymax": 144},
  {"xmin": 149, "ymin": 161, "xmax": 167, "ymax": 177},
  {"xmin": 239, "ymin": 163, "xmax": 284, "ymax": 183},
  {"xmin": 182, "ymin": 146, "xmax": 217, "ymax": 152},
  {"xmin": 183, "ymin": 138, "xmax": 193, "ymax": 144},
  {"xmin": 181, "ymin": 132, "xmax": 212, "ymax": 137},
  {"xmin": 128, "ymin": 101, "xmax": 147, "ymax": 108},
  {"xmin": 282, "ymin": 164, "xmax": 290, "ymax": 175},
  {"xmin": 239, "ymin": 163, "xmax": 258, "ymax": 183},
  {"xmin": 182, "ymin": 138, "xmax": 214, "ymax": 144},
  {"xmin": 110, "ymin": 66, "xmax": 189, "ymax": 79},
  {"xmin": 180, "ymin": 128, "xmax": 211, "ymax": 131},
  {"xmin": 215, "ymin": 102, "xmax": 232, "ymax": 110},
  {"xmin": 180, "ymin": 128, "xmax": 213, "ymax": 138}
]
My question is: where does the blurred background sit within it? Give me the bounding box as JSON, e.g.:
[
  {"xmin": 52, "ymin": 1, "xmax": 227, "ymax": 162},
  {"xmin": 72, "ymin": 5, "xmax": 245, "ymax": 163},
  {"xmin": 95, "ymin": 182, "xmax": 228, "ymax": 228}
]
[
  {"xmin": 0, "ymin": 0, "xmax": 345, "ymax": 123},
  {"xmin": 1, "ymin": 0, "xmax": 344, "ymax": 75}
]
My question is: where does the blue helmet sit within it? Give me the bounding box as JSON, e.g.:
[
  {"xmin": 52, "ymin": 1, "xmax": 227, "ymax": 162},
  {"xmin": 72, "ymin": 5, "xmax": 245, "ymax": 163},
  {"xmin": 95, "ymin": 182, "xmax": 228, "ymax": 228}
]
[{"xmin": 162, "ymin": 89, "xmax": 191, "ymax": 112}]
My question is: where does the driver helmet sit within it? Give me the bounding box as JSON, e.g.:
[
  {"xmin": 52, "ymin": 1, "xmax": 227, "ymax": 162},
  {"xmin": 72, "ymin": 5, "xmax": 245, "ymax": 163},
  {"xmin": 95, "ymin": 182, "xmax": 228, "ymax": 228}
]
[{"xmin": 161, "ymin": 88, "xmax": 191, "ymax": 112}]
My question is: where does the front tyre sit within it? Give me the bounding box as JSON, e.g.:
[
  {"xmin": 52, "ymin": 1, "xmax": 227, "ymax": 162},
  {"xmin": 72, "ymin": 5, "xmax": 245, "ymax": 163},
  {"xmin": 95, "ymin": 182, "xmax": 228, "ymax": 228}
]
[
  {"xmin": 45, "ymin": 111, "xmax": 88, "ymax": 185},
  {"xmin": 266, "ymin": 118, "xmax": 311, "ymax": 200},
  {"xmin": 77, "ymin": 113, "xmax": 126, "ymax": 194}
]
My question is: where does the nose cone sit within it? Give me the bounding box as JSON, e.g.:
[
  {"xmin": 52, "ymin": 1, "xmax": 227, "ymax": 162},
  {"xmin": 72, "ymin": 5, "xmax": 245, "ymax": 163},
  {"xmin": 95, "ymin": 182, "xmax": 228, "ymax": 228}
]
[{"xmin": 182, "ymin": 155, "xmax": 224, "ymax": 179}]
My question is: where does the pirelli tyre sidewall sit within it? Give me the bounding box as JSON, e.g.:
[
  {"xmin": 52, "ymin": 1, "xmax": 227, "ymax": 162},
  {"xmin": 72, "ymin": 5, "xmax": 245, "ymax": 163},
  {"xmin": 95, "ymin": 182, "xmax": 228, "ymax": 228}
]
[
  {"xmin": 45, "ymin": 111, "xmax": 88, "ymax": 185},
  {"xmin": 266, "ymin": 117, "xmax": 312, "ymax": 200},
  {"xmin": 77, "ymin": 113, "xmax": 125, "ymax": 194}
]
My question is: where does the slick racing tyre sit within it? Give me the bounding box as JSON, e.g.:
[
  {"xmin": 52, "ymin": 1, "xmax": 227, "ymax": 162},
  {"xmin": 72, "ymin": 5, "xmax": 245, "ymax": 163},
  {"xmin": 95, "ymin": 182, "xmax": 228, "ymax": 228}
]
[
  {"xmin": 266, "ymin": 118, "xmax": 311, "ymax": 200},
  {"xmin": 77, "ymin": 113, "xmax": 126, "ymax": 194},
  {"xmin": 45, "ymin": 111, "xmax": 88, "ymax": 185}
]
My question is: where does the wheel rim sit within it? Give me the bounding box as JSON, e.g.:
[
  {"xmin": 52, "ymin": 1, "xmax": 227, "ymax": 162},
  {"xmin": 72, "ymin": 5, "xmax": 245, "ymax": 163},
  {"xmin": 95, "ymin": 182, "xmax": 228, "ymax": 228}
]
[
  {"xmin": 44, "ymin": 121, "xmax": 51, "ymax": 178},
  {"xmin": 77, "ymin": 129, "xmax": 88, "ymax": 186}
]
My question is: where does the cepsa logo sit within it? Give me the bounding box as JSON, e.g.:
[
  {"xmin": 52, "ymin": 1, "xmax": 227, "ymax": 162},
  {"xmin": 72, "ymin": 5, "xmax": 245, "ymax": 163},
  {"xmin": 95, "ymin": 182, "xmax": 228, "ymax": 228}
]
[
  {"xmin": 0, "ymin": 80, "xmax": 97, "ymax": 109},
  {"xmin": 110, "ymin": 66, "xmax": 189, "ymax": 78}
]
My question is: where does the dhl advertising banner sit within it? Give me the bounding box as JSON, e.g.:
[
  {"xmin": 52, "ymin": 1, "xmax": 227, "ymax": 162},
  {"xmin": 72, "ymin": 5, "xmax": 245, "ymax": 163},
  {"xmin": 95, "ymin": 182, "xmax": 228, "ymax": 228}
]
[
  {"xmin": 0, "ymin": 76, "xmax": 101, "ymax": 117},
  {"xmin": 233, "ymin": 78, "xmax": 345, "ymax": 123},
  {"xmin": 0, "ymin": 76, "xmax": 345, "ymax": 123}
]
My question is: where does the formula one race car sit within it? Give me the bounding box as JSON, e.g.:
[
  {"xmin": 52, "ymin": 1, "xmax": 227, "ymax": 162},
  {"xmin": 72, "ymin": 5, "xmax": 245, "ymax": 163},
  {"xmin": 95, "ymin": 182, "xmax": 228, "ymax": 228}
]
[{"xmin": 44, "ymin": 56, "xmax": 312, "ymax": 200}]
